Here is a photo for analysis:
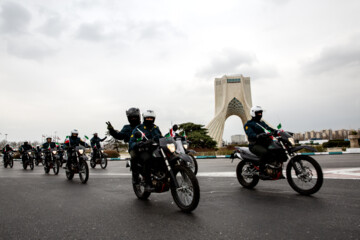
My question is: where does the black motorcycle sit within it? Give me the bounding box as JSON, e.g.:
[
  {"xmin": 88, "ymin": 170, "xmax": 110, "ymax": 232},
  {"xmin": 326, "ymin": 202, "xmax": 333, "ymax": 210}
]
[
  {"xmin": 65, "ymin": 146, "xmax": 89, "ymax": 184},
  {"xmin": 57, "ymin": 148, "xmax": 66, "ymax": 167},
  {"xmin": 3, "ymin": 151, "xmax": 14, "ymax": 168},
  {"xmin": 90, "ymin": 147, "xmax": 108, "ymax": 169},
  {"xmin": 42, "ymin": 148, "xmax": 60, "ymax": 175},
  {"xmin": 128, "ymin": 132, "xmax": 200, "ymax": 212},
  {"xmin": 231, "ymin": 130, "xmax": 323, "ymax": 195},
  {"xmin": 22, "ymin": 150, "xmax": 35, "ymax": 170}
]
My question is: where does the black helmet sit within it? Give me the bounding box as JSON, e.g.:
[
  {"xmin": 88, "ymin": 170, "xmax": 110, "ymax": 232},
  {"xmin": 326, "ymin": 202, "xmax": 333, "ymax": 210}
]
[{"xmin": 126, "ymin": 108, "xmax": 141, "ymax": 126}]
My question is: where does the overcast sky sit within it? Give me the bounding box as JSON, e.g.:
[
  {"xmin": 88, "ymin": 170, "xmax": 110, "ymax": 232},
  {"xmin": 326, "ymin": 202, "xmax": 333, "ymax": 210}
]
[{"xmin": 0, "ymin": 0, "xmax": 359, "ymax": 143}]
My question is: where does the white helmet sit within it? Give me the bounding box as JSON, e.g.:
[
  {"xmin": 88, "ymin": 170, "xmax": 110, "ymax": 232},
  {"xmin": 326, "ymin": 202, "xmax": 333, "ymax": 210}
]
[
  {"xmin": 46, "ymin": 136, "xmax": 52, "ymax": 140},
  {"xmin": 250, "ymin": 106, "xmax": 263, "ymax": 117},
  {"xmin": 142, "ymin": 110, "xmax": 156, "ymax": 119},
  {"xmin": 71, "ymin": 129, "xmax": 79, "ymax": 135}
]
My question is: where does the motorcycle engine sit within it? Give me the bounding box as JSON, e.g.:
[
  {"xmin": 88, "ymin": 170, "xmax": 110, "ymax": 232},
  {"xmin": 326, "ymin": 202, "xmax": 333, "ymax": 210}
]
[
  {"xmin": 152, "ymin": 179, "xmax": 169, "ymax": 193},
  {"xmin": 265, "ymin": 162, "xmax": 282, "ymax": 178}
]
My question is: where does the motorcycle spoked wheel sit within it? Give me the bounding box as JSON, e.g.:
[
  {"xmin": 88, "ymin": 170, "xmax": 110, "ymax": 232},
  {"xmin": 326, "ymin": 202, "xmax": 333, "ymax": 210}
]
[
  {"xmin": 90, "ymin": 160, "xmax": 96, "ymax": 169},
  {"xmin": 132, "ymin": 172, "xmax": 151, "ymax": 200},
  {"xmin": 188, "ymin": 155, "xmax": 198, "ymax": 175},
  {"xmin": 4, "ymin": 160, "xmax": 8, "ymax": 168},
  {"xmin": 66, "ymin": 170, "xmax": 74, "ymax": 180},
  {"xmin": 171, "ymin": 165, "xmax": 200, "ymax": 212},
  {"xmin": 35, "ymin": 160, "xmax": 39, "ymax": 166},
  {"xmin": 236, "ymin": 161, "xmax": 260, "ymax": 189},
  {"xmin": 30, "ymin": 159, "xmax": 34, "ymax": 170},
  {"xmin": 78, "ymin": 160, "xmax": 89, "ymax": 184},
  {"xmin": 10, "ymin": 159, "xmax": 13, "ymax": 168},
  {"xmin": 286, "ymin": 155, "xmax": 323, "ymax": 195},
  {"xmin": 23, "ymin": 160, "xmax": 28, "ymax": 170},
  {"xmin": 44, "ymin": 161, "xmax": 50, "ymax": 174},
  {"xmin": 53, "ymin": 160, "xmax": 60, "ymax": 175},
  {"xmin": 100, "ymin": 157, "xmax": 107, "ymax": 169}
]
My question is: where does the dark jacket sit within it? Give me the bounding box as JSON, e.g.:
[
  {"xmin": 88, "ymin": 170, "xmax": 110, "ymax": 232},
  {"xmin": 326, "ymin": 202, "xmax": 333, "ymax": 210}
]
[
  {"xmin": 2, "ymin": 146, "xmax": 13, "ymax": 154},
  {"xmin": 90, "ymin": 136, "xmax": 107, "ymax": 149},
  {"xmin": 64, "ymin": 136, "xmax": 87, "ymax": 150},
  {"xmin": 19, "ymin": 144, "xmax": 33, "ymax": 153},
  {"xmin": 244, "ymin": 119, "xmax": 274, "ymax": 146},
  {"xmin": 109, "ymin": 124, "xmax": 137, "ymax": 143},
  {"xmin": 129, "ymin": 124, "xmax": 162, "ymax": 150},
  {"xmin": 42, "ymin": 142, "xmax": 57, "ymax": 150}
]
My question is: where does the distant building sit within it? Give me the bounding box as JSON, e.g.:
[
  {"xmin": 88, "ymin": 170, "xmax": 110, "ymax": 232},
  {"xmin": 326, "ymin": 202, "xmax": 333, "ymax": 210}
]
[{"xmin": 231, "ymin": 134, "xmax": 247, "ymax": 144}]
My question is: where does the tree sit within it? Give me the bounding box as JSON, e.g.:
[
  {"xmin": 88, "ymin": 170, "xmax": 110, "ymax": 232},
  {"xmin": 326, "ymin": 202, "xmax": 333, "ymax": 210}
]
[{"xmin": 178, "ymin": 122, "xmax": 217, "ymax": 149}]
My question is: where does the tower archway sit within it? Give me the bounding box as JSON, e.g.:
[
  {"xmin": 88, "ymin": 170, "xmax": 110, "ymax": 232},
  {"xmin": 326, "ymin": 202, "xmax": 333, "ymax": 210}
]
[{"xmin": 206, "ymin": 75, "xmax": 252, "ymax": 147}]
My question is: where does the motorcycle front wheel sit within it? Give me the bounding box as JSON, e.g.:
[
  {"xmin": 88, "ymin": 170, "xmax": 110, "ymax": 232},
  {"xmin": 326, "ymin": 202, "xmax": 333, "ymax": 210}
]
[
  {"xmin": 188, "ymin": 155, "xmax": 198, "ymax": 175},
  {"xmin": 44, "ymin": 161, "xmax": 50, "ymax": 174},
  {"xmin": 100, "ymin": 157, "xmax": 107, "ymax": 169},
  {"xmin": 23, "ymin": 160, "xmax": 28, "ymax": 170},
  {"xmin": 10, "ymin": 159, "xmax": 13, "ymax": 168},
  {"xmin": 90, "ymin": 159, "xmax": 96, "ymax": 168},
  {"xmin": 79, "ymin": 160, "xmax": 89, "ymax": 184},
  {"xmin": 35, "ymin": 160, "xmax": 39, "ymax": 166},
  {"xmin": 66, "ymin": 171, "xmax": 74, "ymax": 180},
  {"xmin": 53, "ymin": 160, "xmax": 59, "ymax": 175},
  {"xmin": 132, "ymin": 172, "xmax": 151, "ymax": 200},
  {"xmin": 30, "ymin": 159, "xmax": 34, "ymax": 170},
  {"xmin": 171, "ymin": 165, "xmax": 200, "ymax": 212},
  {"xmin": 286, "ymin": 156, "xmax": 323, "ymax": 195},
  {"xmin": 4, "ymin": 161, "xmax": 8, "ymax": 168},
  {"xmin": 236, "ymin": 160, "xmax": 260, "ymax": 189}
]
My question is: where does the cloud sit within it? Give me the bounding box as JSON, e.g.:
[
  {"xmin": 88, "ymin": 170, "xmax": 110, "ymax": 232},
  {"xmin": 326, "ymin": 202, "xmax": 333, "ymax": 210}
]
[
  {"xmin": 76, "ymin": 22, "xmax": 109, "ymax": 42},
  {"xmin": 131, "ymin": 21, "xmax": 185, "ymax": 41},
  {"xmin": 0, "ymin": 1, "xmax": 31, "ymax": 34},
  {"xmin": 302, "ymin": 36, "xmax": 360, "ymax": 75},
  {"xmin": 38, "ymin": 15, "xmax": 67, "ymax": 37},
  {"xmin": 196, "ymin": 49, "xmax": 278, "ymax": 80},
  {"xmin": 6, "ymin": 36, "xmax": 58, "ymax": 61}
]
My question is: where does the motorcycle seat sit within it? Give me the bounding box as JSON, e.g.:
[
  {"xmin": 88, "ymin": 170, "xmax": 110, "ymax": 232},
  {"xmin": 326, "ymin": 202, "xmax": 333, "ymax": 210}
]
[{"xmin": 236, "ymin": 147, "xmax": 260, "ymax": 161}]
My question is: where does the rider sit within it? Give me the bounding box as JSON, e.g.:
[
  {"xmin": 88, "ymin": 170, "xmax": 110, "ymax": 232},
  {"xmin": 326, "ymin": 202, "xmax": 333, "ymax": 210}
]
[
  {"xmin": 2, "ymin": 144, "xmax": 14, "ymax": 162},
  {"xmin": 63, "ymin": 129, "xmax": 88, "ymax": 170},
  {"xmin": 90, "ymin": 133, "xmax": 107, "ymax": 159},
  {"xmin": 19, "ymin": 141, "xmax": 34, "ymax": 163},
  {"xmin": 42, "ymin": 136, "xmax": 57, "ymax": 150},
  {"xmin": 244, "ymin": 106, "xmax": 275, "ymax": 178},
  {"xmin": 129, "ymin": 110, "xmax": 162, "ymax": 191},
  {"xmin": 106, "ymin": 107, "xmax": 141, "ymax": 143}
]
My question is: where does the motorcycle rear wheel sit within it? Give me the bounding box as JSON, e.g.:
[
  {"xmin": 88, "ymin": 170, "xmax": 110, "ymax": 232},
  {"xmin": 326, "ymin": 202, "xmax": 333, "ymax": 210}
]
[
  {"xmin": 79, "ymin": 160, "xmax": 89, "ymax": 184},
  {"xmin": 286, "ymin": 156, "xmax": 323, "ymax": 195},
  {"xmin": 132, "ymin": 172, "xmax": 151, "ymax": 200},
  {"xmin": 100, "ymin": 157, "xmax": 107, "ymax": 169},
  {"xmin": 236, "ymin": 161, "xmax": 259, "ymax": 189},
  {"xmin": 53, "ymin": 161, "xmax": 59, "ymax": 175},
  {"xmin": 171, "ymin": 165, "xmax": 200, "ymax": 212}
]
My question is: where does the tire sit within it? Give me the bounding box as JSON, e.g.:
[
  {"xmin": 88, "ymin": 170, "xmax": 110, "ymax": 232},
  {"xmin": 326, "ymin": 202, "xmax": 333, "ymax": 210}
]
[
  {"xmin": 170, "ymin": 165, "xmax": 200, "ymax": 212},
  {"xmin": 66, "ymin": 171, "xmax": 74, "ymax": 180},
  {"xmin": 188, "ymin": 155, "xmax": 198, "ymax": 175},
  {"xmin": 35, "ymin": 160, "xmax": 39, "ymax": 166},
  {"xmin": 10, "ymin": 159, "xmax": 13, "ymax": 168},
  {"xmin": 30, "ymin": 160, "xmax": 34, "ymax": 170},
  {"xmin": 53, "ymin": 161, "xmax": 59, "ymax": 175},
  {"xmin": 4, "ymin": 162, "xmax": 8, "ymax": 168},
  {"xmin": 23, "ymin": 160, "xmax": 28, "ymax": 170},
  {"xmin": 100, "ymin": 157, "xmax": 107, "ymax": 169},
  {"xmin": 286, "ymin": 155, "xmax": 323, "ymax": 195},
  {"xmin": 132, "ymin": 172, "xmax": 151, "ymax": 200},
  {"xmin": 44, "ymin": 161, "xmax": 50, "ymax": 174},
  {"xmin": 90, "ymin": 160, "xmax": 96, "ymax": 169},
  {"xmin": 79, "ymin": 160, "xmax": 89, "ymax": 184},
  {"xmin": 236, "ymin": 161, "xmax": 259, "ymax": 189}
]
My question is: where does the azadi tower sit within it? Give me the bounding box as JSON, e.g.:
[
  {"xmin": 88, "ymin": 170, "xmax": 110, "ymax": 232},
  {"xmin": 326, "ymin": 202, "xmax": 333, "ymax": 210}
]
[{"xmin": 206, "ymin": 75, "xmax": 252, "ymax": 147}]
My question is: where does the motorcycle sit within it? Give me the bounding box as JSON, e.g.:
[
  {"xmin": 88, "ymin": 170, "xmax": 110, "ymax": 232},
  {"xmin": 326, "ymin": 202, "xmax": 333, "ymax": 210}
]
[
  {"xmin": 34, "ymin": 149, "xmax": 43, "ymax": 166},
  {"xmin": 3, "ymin": 151, "xmax": 14, "ymax": 168},
  {"xmin": 127, "ymin": 131, "xmax": 200, "ymax": 212},
  {"xmin": 90, "ymin": 147, "xmax": 108, "ymax": 169},
  {"xmin": 57, "ymin": 148, "xmax": 66, "ymax": 167},
  {"xmin": 65, "ymin": 146, "xmax": 89, "ymax": 184},
  {"xmin": 42, "ymin": 148, "xmax": 60, "ymax": 175},
  {"xmin": 231, "ymin": 129, "xmax": 323, "ymax": 195},
  {"xmin": 168, "ymin": 125, "xmax": 198, "ymax": 175},
  {"xmin": 22, "ymin": 150, "xmax": 35, "ymax": 170}
]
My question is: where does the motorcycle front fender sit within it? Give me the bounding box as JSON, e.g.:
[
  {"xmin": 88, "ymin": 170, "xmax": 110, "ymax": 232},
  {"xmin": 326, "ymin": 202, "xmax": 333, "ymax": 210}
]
[
  {"xmin": 187, "ymin": 149, "xmax": 197, "ymax": 155},
  {"xmin": 171, "ymin": 153, "xmax": 193, "ymax": 164}
]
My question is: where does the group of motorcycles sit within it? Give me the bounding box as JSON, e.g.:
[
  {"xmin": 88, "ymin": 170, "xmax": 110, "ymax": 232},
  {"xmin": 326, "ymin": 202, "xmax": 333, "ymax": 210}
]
[
  {"xmin": 3, "ymin": 145, "xmax": 109, "ymax": 184},
  {"xmin": 1, "ymin": 124, "xmax": 324, "ymax": 213}
]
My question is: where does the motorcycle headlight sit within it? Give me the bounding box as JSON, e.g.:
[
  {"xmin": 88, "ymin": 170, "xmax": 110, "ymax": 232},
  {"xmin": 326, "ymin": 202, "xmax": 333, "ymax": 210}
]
[
  {"xmin": 288, "ymin": 137, "xmax": 295, "ymax": 146},
  {"xmin": 28, "ymin": 152, "xmax": 32, "ymax": 156},
  {"xmin": 183, "ymin": 144, "xmax": 188, "ymax": 150},
  {"xmin": 167, "ymin": 143, "xmax": 176, "ymax": 153},
  {"xmin": 101, "ymin": 150, "xmax": 104, "ymax": 153},
  {"xmin": 78, "ymin": 149, "xmax": 84, "ymax": 154},
  {"xmin": 52, "ymin": 151, "xmax": 57, "ymax": 155}
]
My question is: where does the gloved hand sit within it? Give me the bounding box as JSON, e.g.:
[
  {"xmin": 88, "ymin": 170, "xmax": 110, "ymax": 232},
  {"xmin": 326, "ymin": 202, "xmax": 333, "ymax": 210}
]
[{"xmin": 106, "ymin": 121, "xmax": 114, "ymax": 130}]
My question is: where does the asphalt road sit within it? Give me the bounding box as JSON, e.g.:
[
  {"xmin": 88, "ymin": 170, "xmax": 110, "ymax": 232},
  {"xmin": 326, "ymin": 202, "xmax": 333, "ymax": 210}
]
[{"xmin": 0, "ymin": 155, "xmax": 359, "ymax": 240}]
